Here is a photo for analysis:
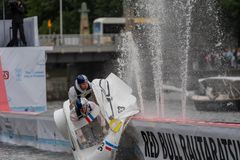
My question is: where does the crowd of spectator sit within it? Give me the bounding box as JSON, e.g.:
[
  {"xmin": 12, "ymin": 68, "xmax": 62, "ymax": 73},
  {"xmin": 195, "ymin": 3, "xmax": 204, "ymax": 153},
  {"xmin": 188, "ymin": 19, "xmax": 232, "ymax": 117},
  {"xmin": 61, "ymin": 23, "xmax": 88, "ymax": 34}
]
[{"xmin": 198, "ymin": 47, "xmax": 240, "ymax": 70}]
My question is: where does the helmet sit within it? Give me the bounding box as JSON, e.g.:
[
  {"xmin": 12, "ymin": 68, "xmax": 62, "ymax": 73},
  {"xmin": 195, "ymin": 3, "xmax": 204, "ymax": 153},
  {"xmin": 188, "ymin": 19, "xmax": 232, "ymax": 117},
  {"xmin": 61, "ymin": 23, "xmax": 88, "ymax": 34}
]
[
  {"xmin": 76, "ymin": 98, "xmax": 88, "ymax": 110},
  {"xmin": 76, "ymin": 74, "xmax": 88, "ymax": 85},
  {"xmin": 75, "ymin": 98, "xmax": 89, "ymax": 118}
]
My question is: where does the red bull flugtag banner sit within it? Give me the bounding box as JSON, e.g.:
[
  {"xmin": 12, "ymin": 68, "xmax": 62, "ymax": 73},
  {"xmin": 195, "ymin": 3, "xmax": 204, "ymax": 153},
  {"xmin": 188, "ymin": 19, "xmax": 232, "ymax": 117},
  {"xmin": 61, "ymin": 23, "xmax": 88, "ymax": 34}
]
[{"xmin": 0, "ymin": 47, "xmax": 51, "ymax": 112}]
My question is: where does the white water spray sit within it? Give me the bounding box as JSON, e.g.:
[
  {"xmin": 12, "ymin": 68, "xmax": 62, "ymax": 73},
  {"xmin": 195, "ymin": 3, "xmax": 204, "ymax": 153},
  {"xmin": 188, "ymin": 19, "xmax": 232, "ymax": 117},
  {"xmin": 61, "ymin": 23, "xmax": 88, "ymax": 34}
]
[
  {"xmin": 119, "ymin": 0, "xmax": 225, "ymax": 119},
  {"xmin": 118, "ymin": 32, "xmax": 144, "ymax": 113},
  {"xmin": 144, "ymin": 0, "xmax": 166, "ymax": 117},
  {"xmin": 181, "ymin": 0, "xmax": 195, "ymax": 120}
]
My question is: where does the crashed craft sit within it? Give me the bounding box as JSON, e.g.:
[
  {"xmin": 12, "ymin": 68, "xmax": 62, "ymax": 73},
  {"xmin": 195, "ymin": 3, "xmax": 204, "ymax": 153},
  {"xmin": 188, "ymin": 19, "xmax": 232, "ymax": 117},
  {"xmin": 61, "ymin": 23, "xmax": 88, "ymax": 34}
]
[{"xmin": 54, "ymin": 73, "xmax": 139, "ymax": 160}]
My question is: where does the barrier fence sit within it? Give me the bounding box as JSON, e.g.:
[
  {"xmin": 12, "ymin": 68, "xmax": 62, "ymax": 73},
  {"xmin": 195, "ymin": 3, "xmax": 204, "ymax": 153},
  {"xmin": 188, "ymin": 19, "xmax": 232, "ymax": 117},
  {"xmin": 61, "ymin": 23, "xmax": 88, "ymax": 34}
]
[{"xmin": 39, "ymin": 34, "xmax": 120, "ymax": 47}]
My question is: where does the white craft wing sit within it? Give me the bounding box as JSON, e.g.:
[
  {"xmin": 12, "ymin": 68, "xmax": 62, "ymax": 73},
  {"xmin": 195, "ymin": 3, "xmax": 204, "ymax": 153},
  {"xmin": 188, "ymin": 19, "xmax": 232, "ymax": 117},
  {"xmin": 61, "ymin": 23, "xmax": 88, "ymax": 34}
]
[
  {"xmin": 106, "ymin": 73, "xmax": 132, "ymax": 95},
  {"xmin": 92, "ymin": 73, "xmax": 139, "ymax": 121}
]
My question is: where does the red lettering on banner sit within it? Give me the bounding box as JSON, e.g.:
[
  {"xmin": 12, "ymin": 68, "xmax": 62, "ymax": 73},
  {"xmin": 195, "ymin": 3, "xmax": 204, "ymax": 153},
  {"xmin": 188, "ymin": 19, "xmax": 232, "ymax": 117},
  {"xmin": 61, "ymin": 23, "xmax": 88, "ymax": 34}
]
[{"xmin": 3, "ymin": 71, "xmax": 9, "ymax": 80}]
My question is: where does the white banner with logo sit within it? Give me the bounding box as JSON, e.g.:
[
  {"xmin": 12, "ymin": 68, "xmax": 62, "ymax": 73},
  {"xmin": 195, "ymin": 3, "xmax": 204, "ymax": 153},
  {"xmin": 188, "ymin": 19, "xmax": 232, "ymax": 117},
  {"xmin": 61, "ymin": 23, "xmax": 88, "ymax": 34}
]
[
  {"xmin": 0, "ymin": 47, "xmax": 51, "ymax": 112},
  {"xmin": 0, "ymin": 113, "xmax": 70, "ymax": 152},
  {"xmin": 132, "ymin": 119, "xmax": 240, "ymax": 160}
]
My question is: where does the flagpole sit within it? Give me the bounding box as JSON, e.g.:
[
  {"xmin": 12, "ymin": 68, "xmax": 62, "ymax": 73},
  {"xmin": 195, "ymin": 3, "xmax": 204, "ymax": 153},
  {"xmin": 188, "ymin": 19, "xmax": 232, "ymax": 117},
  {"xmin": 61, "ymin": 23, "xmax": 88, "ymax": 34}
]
[
  {"xmin": 2, "ymin": 0, "xmax": 6, "ymax": 46},
  {"xmin": 60, "ymin": 0, "xmax": 63, "ymax": 45}
]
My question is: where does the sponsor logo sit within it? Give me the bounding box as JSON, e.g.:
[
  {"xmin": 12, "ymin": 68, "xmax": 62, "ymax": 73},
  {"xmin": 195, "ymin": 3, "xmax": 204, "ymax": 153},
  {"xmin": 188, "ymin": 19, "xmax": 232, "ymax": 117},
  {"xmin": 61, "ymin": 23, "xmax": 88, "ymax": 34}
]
[
  {"xmin": 15, "ymin": 68, "xmax": 23, "ymax": 81},
  {"xmin": 109, "ymin": 119, "xmax": 123, "ymax": 133},
  {"xmin": 3, "ymin": 71, "xmax": 9, "ymax": 80},
  {"xmin": 117, "ymin": 106, "xmax": 125, "ymax": 113},
  {"xmin": 24, "ymin": 70, "xmax": 45, "ymax": 78}
]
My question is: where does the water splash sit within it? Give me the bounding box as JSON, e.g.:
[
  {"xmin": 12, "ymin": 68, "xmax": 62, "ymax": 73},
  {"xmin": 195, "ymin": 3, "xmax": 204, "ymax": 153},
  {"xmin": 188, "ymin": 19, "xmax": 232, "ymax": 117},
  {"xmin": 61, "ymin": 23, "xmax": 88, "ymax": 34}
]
[
  {"xmin": 144, "ymin": 0, "xmax": 166, "ymax": 117},
  {"xmin": 118, "ymin": 32, "xmax": 144, "ymax": 113},
  {"xmin": 120, "ymin": 0, "xmax": 226, "ymax": 119},
  {"xmin": 151, "ymin": 48, "xmax": 165, "ymax": 117},
  {"xmin": 180, "ymin": 0, "xmax": 195, "ymax": 120},
  {"xmin": 206, "ymin": 0, "xmax": 224, "ymax": 48}
]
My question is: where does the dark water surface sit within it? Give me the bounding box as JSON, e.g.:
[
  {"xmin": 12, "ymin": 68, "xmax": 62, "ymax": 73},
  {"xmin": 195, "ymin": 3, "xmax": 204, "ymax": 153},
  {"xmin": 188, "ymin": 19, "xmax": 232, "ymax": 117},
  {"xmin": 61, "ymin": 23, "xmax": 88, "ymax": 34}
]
[{"xmin": 0, "ymin": 142, "xmax": 74, "ymax": 160}]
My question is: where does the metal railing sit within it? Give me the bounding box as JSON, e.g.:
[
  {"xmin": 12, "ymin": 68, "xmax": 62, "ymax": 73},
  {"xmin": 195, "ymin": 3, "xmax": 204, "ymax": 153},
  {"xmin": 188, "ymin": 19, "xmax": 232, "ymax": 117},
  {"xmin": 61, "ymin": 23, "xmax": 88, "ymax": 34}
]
[{"xmin": 39, "ymin": 34, "xmax": 119, "ymax": 47}]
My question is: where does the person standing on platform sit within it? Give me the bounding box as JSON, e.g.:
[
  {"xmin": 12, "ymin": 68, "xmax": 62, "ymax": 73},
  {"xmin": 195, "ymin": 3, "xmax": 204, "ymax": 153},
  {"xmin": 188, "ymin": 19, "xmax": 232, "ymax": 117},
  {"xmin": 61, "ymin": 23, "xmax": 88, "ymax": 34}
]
[{"xmin": 7, "ymin": 0, "xmax": 27, "ymax": 47}]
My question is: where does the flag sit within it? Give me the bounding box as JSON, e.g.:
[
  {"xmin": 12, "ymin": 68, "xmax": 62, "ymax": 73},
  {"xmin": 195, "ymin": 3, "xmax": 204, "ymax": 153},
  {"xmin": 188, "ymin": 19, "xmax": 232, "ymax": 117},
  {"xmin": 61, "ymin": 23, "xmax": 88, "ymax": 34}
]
[
  {"xmin": 104, "ymin": 140, "xmax": 118, "ymax": 151},
  {"xmin": 85, "ymin": 113, "xmax": 95, "ymax": 123}
]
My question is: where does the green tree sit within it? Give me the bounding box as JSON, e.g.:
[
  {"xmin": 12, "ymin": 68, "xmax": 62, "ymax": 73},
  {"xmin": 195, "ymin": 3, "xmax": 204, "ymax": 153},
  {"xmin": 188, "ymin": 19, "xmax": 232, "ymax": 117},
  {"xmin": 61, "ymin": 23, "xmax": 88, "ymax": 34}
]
[
  {"xmin": 0, "ymin": 1, "xmax": 3, "ymax": 19},
  {"xmin": 0, "ymin": 0, "xmax": 15, "ymax": 20},
  {"xmin": 25, "ymin": 0, "xmax": 123, "ymax": 34},
  {"xmin": 93, "ymin": 0, "xmax": 123, "ymax": 17},
  {"xmin": 218, "ymin": 0, "xmax": 240, "ymax": 45},
  {"xmin": 26, "ymin": 0, "xmax": 72, "ymax": 34}
]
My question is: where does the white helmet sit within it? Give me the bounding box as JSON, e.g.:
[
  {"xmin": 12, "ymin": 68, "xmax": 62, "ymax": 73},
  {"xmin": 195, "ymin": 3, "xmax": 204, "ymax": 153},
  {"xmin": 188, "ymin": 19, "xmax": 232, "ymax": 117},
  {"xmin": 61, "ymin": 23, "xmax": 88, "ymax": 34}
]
[{"xmin": 76, "ymin": 98, "xmax": 89, "ymax": 109}]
